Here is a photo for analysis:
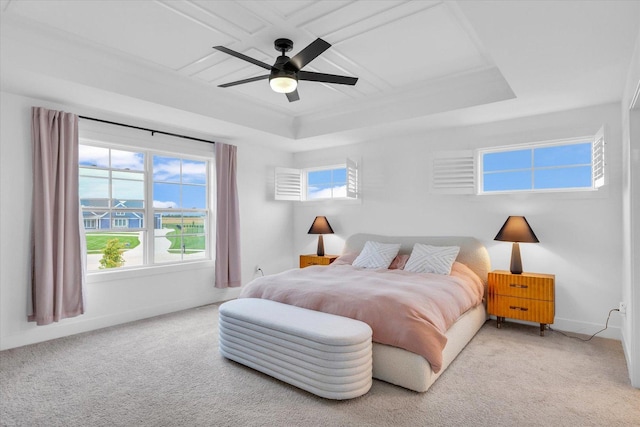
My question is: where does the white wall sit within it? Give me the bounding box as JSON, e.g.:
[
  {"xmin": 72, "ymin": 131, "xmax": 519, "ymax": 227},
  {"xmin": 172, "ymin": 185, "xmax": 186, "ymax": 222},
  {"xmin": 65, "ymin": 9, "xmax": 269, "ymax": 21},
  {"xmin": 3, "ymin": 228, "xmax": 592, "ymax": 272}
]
[
  {"xmin": 0, "ymin": 92, "xmax": 294, "ymax": 350},
  {"xmin": 621, "ymin": 28, "xmax": 640, "ymax": 387},
  {"xmin": 293, "ymin": 103, "xmax": 624, "ymax": 339}
]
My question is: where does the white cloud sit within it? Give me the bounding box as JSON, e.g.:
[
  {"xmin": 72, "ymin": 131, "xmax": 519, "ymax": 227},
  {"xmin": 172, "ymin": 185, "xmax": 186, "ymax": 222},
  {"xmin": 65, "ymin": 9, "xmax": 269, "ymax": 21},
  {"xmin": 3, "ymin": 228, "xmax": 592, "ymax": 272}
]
[
  {"xmin": 153, "ymin": 158, "xmax": 181, "ymax": 182},
  {"xmin": 308, "ymin": 185, "xmax": 346, "ymax": 199},
  {"xmin": 153, "ymin": 158, "xmax": 206, "ymax": 183},
  {"xmin": 111, "ymin": 150, "xmax": 144, "ymax": 170},
  {"xmin": 79, "ymin": 145, "xmax": 144, "ymax": 170},
  {"xmin": 153, "ymin": 200, "xmax": 178, "ymax": 209}
]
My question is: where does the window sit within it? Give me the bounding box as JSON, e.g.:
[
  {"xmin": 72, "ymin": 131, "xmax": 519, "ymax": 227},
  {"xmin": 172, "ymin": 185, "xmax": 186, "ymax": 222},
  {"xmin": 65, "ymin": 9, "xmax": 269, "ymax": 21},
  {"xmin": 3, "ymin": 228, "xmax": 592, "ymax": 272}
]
[
  {"xmin": 152, "ymin": 155, "xmax": 208, "ymax": 264},
  {"xmin": 113, "ymin": 218, "xmax": 128, "ymax": 228},
  {"xmin": 430, "ymin": 127, "xmax": 605, "ymax": 195},
  {"xmin": 79, "ymin": 144, "xmax": 211, "ymax": 271},
  {"xmin": 480, "ymin": 131, "xmax": 604, "ymax": 193},
  {"xmin": 275, "ymin": 159, "xmax": 358, "ymax": 201},
  {"xmin": 307, "ymin": 167, "xmax": 347, "ymax": 199}
]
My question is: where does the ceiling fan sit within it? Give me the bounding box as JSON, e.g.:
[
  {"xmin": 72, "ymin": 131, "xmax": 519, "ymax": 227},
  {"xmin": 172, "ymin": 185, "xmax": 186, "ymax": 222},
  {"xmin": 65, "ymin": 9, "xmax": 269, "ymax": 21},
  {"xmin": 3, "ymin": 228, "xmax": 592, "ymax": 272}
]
[{"xmin": 213, "ymin": 38, "xmax": 358, "ymax": 102}]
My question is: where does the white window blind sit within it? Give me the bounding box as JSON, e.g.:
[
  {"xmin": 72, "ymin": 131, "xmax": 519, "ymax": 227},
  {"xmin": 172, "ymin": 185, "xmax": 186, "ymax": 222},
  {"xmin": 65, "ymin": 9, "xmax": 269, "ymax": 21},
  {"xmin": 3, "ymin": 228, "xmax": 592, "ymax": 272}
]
[
  {"xmin": 274, "ymin": 167, "xmax": 302, "ymax": 201},
  {"xmin": 430, "ymin": 150, "xmax": 476, "ymax": 194},
  {"xmin": 346, "ymin": 158, "xmax": 358, "ymax": 199},
  {"xmin": 592, "ymin": 126, "xmax": 605, "ymax": 189}
]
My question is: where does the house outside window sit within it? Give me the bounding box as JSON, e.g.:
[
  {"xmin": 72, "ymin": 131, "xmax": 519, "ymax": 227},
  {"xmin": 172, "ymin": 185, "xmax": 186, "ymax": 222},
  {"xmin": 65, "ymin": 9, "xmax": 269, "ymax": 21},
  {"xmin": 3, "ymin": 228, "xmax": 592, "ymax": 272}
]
[{"xmin": 79, "ymin": 143, "xmax": 212, "ymax": 272}]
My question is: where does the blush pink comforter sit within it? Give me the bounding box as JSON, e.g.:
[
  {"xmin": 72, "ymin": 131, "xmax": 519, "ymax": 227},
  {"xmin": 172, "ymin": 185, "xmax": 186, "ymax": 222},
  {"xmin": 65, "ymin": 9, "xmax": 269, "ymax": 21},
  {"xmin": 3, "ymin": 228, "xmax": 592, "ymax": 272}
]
[{"xmin": 238, "ymin": 262, "xmax": 484, "ymax": 373}]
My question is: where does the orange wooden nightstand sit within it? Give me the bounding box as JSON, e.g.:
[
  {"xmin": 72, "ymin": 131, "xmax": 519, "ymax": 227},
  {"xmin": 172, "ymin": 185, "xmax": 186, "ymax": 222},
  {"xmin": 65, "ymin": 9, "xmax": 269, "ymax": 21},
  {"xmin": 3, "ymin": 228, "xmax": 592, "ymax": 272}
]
[
  {"xmin": 299, "ymin": 254, "xmax": 338, "ymax": 268},
  {"xmin": 487, "ymin": 270, "xmax": 555, "ymax": 336}
]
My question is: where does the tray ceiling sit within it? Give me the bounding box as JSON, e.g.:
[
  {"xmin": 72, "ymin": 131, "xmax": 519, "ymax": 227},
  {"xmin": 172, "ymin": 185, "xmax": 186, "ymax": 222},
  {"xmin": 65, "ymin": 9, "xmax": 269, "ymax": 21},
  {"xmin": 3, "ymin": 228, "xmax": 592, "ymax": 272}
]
[{"xmin": 1, "ymin": 1, "xmax": 638, "ymax": 150}]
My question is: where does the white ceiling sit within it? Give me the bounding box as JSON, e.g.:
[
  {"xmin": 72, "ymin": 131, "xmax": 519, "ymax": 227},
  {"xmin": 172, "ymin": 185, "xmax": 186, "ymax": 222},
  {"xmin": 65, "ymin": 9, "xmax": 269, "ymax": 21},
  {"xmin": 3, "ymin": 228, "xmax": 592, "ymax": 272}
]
[{"xmin": 1, "ymin": 0, "xmax": 639, "ymax": 151}]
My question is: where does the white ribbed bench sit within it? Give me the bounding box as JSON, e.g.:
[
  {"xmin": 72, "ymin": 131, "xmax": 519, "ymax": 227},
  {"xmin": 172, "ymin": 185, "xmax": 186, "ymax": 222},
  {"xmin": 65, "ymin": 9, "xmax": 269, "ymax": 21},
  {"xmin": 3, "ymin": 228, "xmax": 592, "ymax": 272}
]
[{"xmin": 219, "ymin": 298, "xmax": 373, "ymax": 400}]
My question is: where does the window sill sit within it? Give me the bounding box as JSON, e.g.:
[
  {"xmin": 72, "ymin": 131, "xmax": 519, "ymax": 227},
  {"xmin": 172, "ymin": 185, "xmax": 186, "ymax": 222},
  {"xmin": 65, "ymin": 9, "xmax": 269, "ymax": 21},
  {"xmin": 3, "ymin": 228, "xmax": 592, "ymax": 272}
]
[
  {"xmin": 86, "ymin": 260, "xmax": 215, "ymax": 284},
  {"xmin": 476, "ymin": 186, "xmax": 609, "ymax": 200},
  {"xmin": 297, "ymin": 198, "xmax": 362, "ymax": 205}
]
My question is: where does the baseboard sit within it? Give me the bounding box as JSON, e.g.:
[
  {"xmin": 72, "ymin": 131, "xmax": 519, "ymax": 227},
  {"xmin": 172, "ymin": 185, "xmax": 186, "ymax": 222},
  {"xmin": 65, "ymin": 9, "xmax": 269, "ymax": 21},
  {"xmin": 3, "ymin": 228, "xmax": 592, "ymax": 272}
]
[
  {"xmin": 552, "ymin": 316, "xmax": 621, "ymax": 340},
  {"xmin": 487, "ymin": 315, "xmax": 622, "ymax": 340},
  {"xmin": 0, "ymin": 288, "xmax": 242, "ymax": 351}
]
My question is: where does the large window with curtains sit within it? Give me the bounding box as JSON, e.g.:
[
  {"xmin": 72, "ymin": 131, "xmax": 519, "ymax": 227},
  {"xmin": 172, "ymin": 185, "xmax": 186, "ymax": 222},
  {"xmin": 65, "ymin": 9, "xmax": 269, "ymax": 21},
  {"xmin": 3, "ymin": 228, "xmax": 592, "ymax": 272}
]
[{"xmin": 79, "ymin": 143, "xmax": 212, "ymax": 272}]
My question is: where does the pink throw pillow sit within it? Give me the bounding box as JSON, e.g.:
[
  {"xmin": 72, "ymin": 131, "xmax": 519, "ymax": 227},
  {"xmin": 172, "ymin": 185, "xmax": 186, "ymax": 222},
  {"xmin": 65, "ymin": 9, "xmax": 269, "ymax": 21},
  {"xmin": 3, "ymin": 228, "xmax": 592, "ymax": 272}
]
[{"xmin": 389, "ymin": 254, "xmax": 410, "ymax": 270}]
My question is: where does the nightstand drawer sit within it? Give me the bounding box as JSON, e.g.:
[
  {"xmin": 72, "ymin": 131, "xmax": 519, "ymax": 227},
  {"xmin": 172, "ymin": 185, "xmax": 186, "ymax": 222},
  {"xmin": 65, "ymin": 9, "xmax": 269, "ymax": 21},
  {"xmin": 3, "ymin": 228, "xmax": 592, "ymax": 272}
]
[
  {"xmin": 488, "ymin": 271, "xmax": 554, "ymax": 301},
  {"xmin": 300, "ymin": 255, "xmax": 338, "ymax": 268},
  {"xmin": 488, "ymin": 295, "xmax": 554, "ymax": 324}
]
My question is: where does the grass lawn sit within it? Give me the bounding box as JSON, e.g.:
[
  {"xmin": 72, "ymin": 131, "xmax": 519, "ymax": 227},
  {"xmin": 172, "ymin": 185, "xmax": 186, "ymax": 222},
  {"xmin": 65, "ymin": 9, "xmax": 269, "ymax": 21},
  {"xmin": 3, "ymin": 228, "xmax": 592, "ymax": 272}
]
[
  {"xmin": 165, "ymin": 231, "xmax": 205, "ymax": 254},
  {"xmin": 86, "ymin": 233, "xmax": 141, "ymax": 254}
]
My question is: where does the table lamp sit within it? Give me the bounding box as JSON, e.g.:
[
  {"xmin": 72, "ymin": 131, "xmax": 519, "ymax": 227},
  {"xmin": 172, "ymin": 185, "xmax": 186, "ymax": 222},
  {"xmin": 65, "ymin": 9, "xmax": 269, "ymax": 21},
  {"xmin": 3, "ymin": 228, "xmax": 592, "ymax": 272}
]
[
  {"xmin": 494, "ymin": 216, "xmax": 539, "ymax": 274},
  {"xmin": 308, "ymin": 216, "xmax": 334, "ymax": 256}
]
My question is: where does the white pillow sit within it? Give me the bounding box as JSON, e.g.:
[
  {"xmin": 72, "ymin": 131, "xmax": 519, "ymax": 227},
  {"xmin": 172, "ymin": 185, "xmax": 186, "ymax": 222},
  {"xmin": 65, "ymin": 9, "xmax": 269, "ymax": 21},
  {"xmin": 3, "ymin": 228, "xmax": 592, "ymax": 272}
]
[
  {"xmin": 404, "ymin": 243, "xmax": 460, "ymax": 275},
  {"xmin": 352, "ymin": 241, "xmax": 401, "ymax": 269}
]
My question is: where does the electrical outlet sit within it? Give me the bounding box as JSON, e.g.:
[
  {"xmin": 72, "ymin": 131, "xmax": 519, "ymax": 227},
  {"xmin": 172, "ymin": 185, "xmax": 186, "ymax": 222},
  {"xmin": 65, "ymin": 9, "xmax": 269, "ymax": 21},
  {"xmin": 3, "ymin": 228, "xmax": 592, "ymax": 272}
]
[{"xmin": 619, "ymin": 302, "xmax": 627, "ymax": 315}]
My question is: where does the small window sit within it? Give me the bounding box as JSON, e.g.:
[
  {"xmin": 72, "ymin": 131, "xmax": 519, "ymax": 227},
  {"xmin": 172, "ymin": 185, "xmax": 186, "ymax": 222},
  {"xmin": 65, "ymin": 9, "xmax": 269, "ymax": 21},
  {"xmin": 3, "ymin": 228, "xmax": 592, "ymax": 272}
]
[
  {"xmin": 275, "ymin": 159, "xmax": 358, "ymax": 201},
  {"xmin": 430, "ymin": 127, "xmax": 605, "ymax": 195},
  {"xmin": 307, "ymin": 167, "xmax": 347, "ymax": 200},
  {"xmin": 113, "ymin": 218, "xmax": 128, "ymax": 228},
  {"xmin": 479, "ymin": 128, "xmax": 605, "ymax": 194}
]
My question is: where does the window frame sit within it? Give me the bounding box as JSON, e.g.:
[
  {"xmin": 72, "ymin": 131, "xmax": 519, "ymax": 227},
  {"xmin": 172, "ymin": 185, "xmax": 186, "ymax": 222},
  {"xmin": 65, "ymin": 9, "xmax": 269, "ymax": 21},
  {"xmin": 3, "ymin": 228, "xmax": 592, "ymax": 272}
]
[
  {"xmin": 151, "ymin": 154, "xmax": 210, "ymax": 265},
  {"xmin": 79, "ymin": 139, "xmax": 214, "ymax": 274},
  {"xmin": 275, "ymin": 158, "xmax": 358, "ymax": 201},
  {"xmin": 304, "ymin": 163, "xmax": 349, "ymax": 201},
  {"xmin": 478, "ymin": 134, "xmax": 604, "ymax": 195},
  {"xmin": 430, "ymin": 128, "xmax": 605, "ymax": 196}
]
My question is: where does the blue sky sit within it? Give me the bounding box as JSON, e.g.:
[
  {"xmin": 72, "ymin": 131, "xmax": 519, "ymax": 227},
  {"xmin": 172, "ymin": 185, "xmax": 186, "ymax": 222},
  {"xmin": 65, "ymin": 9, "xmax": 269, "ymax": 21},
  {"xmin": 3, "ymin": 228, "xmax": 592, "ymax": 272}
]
[
  {"xmin": 482, "ymin": 142, "xmax": 592, "ymax": 192},
  {"xmin": 307, "ymin": 167, "xmax": 347, "ymax": 199},
  {"xmin": 79, "ymin": 145, "xmax": 207, "ymax": 209}
]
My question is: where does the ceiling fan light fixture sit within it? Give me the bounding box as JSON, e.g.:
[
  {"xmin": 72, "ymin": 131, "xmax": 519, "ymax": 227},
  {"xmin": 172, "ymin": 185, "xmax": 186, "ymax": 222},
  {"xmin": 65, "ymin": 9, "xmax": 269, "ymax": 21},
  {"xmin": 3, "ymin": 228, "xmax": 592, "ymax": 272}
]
[
  {"xmin": 215, "ymin": 37, "xmax": 357, "ymax": 102},
  {"xmin": 269, "ymin": 75, "xmax": 297, "ymax": 93}
]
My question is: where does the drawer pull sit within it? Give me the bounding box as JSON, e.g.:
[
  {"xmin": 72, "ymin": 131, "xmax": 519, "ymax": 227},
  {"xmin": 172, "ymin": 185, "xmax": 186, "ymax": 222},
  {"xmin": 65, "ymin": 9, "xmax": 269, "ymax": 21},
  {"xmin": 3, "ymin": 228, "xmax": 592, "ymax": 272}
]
[
  {"xmin": 509, "ymin": 283, "xmax": 528, "ymax": 289},
  {"xmin": 509, "ymin": 306, "xmax": 529, "ymax": 312}
]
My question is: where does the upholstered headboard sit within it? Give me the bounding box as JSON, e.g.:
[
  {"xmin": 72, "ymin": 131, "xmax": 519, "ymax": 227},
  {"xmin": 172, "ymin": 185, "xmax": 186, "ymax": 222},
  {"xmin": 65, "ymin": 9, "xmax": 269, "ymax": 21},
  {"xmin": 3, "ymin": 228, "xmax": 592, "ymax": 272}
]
[{"xmin": 342, "ymin": 233, "xmax": 491, "ymax": 285}]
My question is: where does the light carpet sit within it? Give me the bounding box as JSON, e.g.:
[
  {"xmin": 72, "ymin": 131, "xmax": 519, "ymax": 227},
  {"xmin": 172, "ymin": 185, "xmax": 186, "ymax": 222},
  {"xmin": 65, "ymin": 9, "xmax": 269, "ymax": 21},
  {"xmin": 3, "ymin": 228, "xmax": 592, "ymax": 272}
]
[{"xmin": 1, "ymin": 302, "xmax": 638, "ymax": 426}]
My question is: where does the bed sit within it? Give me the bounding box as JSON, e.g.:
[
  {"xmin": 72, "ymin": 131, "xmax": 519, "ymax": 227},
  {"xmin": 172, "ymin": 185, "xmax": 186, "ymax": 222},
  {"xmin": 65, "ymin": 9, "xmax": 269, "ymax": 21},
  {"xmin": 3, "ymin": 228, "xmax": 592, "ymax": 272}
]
[{"xmin": 238, "ymin": 233, "xmax": 491, "ymax": 392}]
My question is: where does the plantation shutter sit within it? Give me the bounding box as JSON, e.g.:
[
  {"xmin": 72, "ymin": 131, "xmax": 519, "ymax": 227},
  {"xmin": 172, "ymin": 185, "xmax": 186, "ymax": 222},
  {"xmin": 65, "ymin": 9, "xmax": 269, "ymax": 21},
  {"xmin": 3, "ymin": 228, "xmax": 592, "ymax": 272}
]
[
  {"xmin": 274, "ymin": 167, "xmax": 302, "ymax": 200},
  {"xmin": 431, "ymin": 150, "xmax": 476, "ymax": 194},
  {"xmin": 346, "ymin": 158, "xmax": 358, "ymax": 199},
  {"xmin": 592, "ymin": 126, "xmax": 605, "ymax": 189}
]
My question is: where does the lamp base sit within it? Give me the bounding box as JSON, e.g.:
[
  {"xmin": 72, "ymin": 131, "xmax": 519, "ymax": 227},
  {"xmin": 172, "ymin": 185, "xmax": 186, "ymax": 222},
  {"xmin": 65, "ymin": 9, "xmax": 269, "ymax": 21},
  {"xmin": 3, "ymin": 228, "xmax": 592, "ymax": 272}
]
[
  {"xmin": 316, "ymin": 235, "xmax": 325, "ymax": 257},
  {"xmin": 510, "ymin": 242, "xmax": 523, "ymax": 274}
]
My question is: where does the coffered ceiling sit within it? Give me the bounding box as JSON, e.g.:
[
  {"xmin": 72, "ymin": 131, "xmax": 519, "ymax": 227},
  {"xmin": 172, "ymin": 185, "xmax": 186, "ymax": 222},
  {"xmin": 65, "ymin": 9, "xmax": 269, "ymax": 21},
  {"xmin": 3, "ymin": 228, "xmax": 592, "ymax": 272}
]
[{"xmin": 1, "ymin": 1, "xmax": 639, "ymax": 150}]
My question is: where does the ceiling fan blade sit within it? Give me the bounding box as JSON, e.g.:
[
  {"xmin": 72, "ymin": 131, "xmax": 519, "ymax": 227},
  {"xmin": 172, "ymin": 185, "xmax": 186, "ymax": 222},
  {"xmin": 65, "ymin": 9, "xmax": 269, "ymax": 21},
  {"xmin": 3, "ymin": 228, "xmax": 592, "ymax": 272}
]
[
  {"xmin": 286, "ymin": 89, "xmax": 300, "ymax": 102},
  {"xmin": 288, "ymin": 38, "xmax": 331, "ymax": 71},
  {"xmin": 213, "ymin": 46, "xmax": 272, "ymax": 70},
  {"xmin": 218, "ymin": 75, "xmax": 269, "ymax": 88},
  {"xmin": 298, "ymin": 71, "xmax": 358, "ymax": 86}
]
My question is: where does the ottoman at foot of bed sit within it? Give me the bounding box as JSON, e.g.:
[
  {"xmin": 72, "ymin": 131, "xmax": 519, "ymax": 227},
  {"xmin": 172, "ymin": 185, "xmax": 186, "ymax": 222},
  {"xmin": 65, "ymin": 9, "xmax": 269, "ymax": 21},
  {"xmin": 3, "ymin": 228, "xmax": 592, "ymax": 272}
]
[{"xmin": 219, "ymin": 298, "xmax": 373, "ymax": 400}]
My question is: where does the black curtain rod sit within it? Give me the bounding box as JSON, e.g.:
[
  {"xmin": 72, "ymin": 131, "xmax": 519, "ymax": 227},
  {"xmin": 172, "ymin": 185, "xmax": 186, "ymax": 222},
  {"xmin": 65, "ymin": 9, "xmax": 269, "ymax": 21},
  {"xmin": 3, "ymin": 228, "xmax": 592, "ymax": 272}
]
[{"xmin": 79, "ymin": 115, "xmax": 215, "ymax": 145}]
